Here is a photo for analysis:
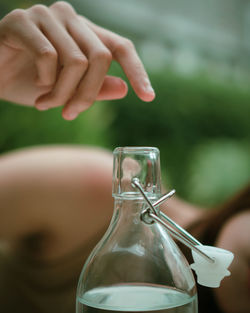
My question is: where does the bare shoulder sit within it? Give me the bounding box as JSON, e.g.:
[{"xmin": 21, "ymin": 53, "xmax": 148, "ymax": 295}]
[
  {"xmin": 214, "ymin": 209, "xmax": 250, "ymax": 313},
  {"xmin": 215, "ymin": 209, "xmax": 250, "ymax": 257},
  {"xmin": 0, "ymin": 145, "xmax": 114, "ymax": 261}
]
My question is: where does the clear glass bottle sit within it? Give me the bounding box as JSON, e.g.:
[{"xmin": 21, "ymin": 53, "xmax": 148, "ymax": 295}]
[{"xmin": 76, "ymin": 147, "xmax": 198, "ymax": 313}]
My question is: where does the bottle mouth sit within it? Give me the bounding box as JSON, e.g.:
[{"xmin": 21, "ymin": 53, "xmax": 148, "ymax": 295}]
[
  {"xmin": 114, "ymin": 147, "xmax": 159, "ymax": 155},
  {"xmin": 112, "ymin": 146, "xmax": 162, "ymax": 198}
]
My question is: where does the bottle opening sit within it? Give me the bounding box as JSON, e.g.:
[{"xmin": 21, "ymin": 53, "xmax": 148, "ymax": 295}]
[{"xmin": 112, "ymin": 147, "xmax": 162, "ymax": 199}]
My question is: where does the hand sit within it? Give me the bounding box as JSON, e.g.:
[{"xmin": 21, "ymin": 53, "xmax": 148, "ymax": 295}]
[{"xmin": 0, "ymin": 2, "xmax": 155, "ymax": 120}]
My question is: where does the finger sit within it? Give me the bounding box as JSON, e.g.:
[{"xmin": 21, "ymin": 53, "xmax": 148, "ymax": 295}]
[
  {"xmin": 62, "ymin": 54, "xmax": 111, "ymax": 120},
  {"xmin": 61, "ymin": 19, "xmax": 112, "ymax": 120},
  {"xmin": 113, "ymin": 40, "xmax": 155, "ymax": 102},
  {"xmin": 62, "ymin": 76, "xmax": 127, "ymax": 120},
  {"xmin": 96, "ymin": 76, "xmax": 128, "ymax": 100},
  {"xmin": 29, "ymin": 5, "xmax": 88, "ymax": 110},
  {"xmin": 1, "ymin": 9, "xmax": 58, "ymax": 87},
  {"xmin": 82, "ymin": 18, "xmax": 155, "ymax": 102}
]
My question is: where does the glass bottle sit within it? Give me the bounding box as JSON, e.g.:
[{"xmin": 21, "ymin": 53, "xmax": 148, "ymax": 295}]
[{"xmin": 76, "ymin": 147, "xmax": 198, "ymax": 313}]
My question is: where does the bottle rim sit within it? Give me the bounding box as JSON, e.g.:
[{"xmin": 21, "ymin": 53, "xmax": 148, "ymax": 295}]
[{"xmin": 113, "ymin": 146, "xmax": 159, "ymax": 155}]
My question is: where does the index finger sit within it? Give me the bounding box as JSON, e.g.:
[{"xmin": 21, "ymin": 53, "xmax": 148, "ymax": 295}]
[{"xmin": 82, "ymin": 17, "xmax": 155, "ymax": 102}]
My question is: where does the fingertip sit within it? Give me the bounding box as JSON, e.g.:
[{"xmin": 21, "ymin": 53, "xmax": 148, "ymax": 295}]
[
  {"xmin": 35, "ymin": 94, "xmax": 50, "ymax": 111},
  {"xmin": 116, "ymin": 78, "xmax": 128, "ymax": 98},
  {"xmin": 139, "ymin": 90, "xmax": 156, "ymax": 102},
  {"xmin": 61, "ymin": 108, "xmax": 78, "ymax": 121},
  {"xmin": 97, "ymin": 76, "xmax": 128, "ymax": 100},
  {"xmin": 120, "ymin": 79, "xmax": 128, "ymax": 94},
  {"xmin": 132, "ymin": 76, "xmax": 155, "ymax": 102},
  {"xmin": 35, "ymin": 101, "xmax": 49, "ymax": 111},
  {"xmin": 137, "ymin": 85, "xmax": 155, "ymax": 102},
  {"xmin": 36, "ymin": 105, "xmax": 49, "ymax": 111},
  {"xmin": 63, "ymin": 113, "xmax": 78, "ymax": 121}
]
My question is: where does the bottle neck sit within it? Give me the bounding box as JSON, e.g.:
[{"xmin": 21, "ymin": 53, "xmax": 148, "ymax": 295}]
[
  {"xmin": 112, "ymin": 198, "xmax": 147, "ymax": 224},
  {"xmin": 109, "ymin": 198, "xmax": 153, "ymax": 248},
  {"xmin": 114, "ymin": 196, "xmax": 146, "ymax": 210}
]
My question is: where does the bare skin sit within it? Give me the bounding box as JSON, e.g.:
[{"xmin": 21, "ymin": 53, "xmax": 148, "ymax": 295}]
[
  {"xmin": 0, "ymin": 146, "xmax": 114, "ymax": 260},
  {"xmin": 214, "ymin": 210, "xmax": 250, "ymax": 313},
  {"xmin": 0, "ymin": 2, "xmax": 155, "ymax": 120}
]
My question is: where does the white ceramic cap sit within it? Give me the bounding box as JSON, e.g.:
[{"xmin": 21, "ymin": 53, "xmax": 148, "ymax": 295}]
[{"xmin": 190, "ymin": 245, "xmax": 234, "ymax": 288}]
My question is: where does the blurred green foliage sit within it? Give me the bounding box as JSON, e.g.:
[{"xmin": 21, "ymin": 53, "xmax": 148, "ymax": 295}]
[
  {"xmin": 0, "ymin": 0, "xmax": 40, "ymax": 17},
  {"xmin": 0, "ymin": 101, "xmax": 112, "ymax": 152}
]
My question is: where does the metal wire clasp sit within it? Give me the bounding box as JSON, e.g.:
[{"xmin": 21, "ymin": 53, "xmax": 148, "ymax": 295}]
[{"xmin": 131, "ymin": 178, "xmax": 215, "ymax": 264}]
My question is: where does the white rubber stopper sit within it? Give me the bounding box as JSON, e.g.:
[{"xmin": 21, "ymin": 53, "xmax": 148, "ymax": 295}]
[{"xmin": 190, "ymin": 245, "xmax": 234, "ymax": 288}]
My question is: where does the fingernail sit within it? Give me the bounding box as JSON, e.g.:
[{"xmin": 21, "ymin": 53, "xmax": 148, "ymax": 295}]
[
  {"xmin": 36, "ymin": 103, "xmax": 48, "ymax": 111},
  {"xmin": 143, "ymin": 78, "xmax": 155, "ymax": 95},
  {"xmin": 66, "ymin": 112, "xmax": 78, "ymax": 120},
  {"xmin": 146, "ymin": 85, "xmax": 155, "ymax": 95}
]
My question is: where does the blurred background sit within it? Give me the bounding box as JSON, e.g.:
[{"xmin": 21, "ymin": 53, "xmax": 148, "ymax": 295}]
[{"xmin": 0, "ymin": 0, "xmax": 249, "ymax": 207}]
